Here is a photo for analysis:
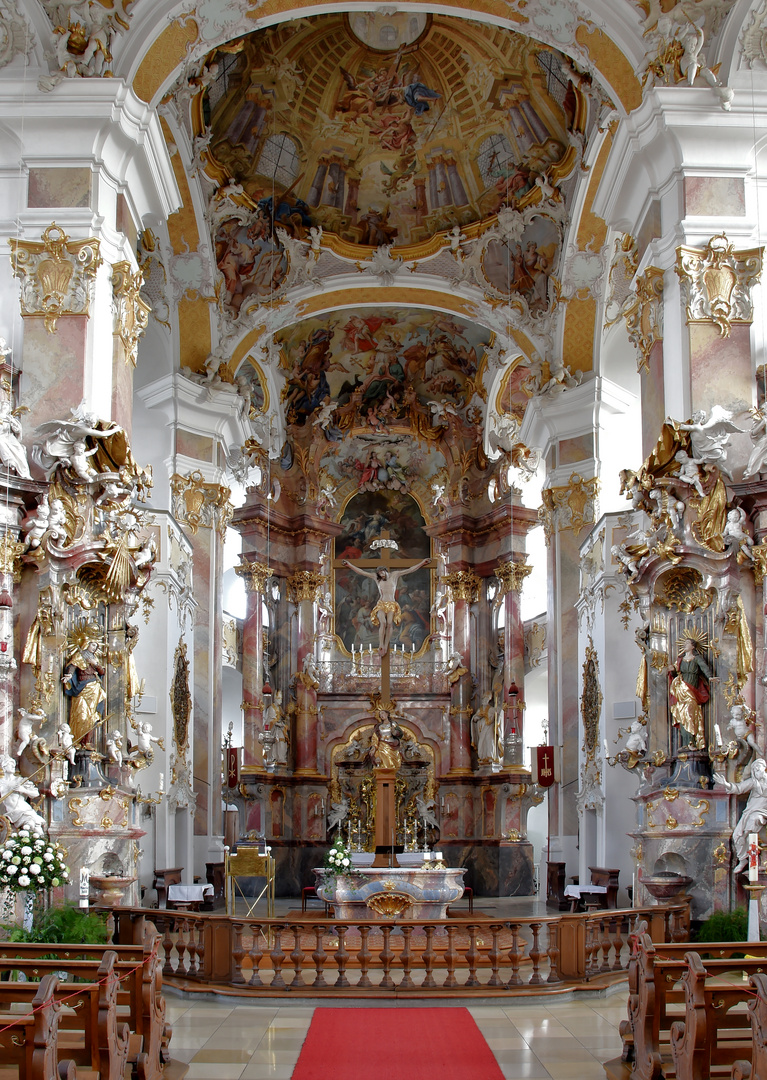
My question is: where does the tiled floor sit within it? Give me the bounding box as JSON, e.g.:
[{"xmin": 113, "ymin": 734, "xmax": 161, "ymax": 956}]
[{"xmin": 166, "ymin": 991, "xmax": 626, "ymax": 1079}]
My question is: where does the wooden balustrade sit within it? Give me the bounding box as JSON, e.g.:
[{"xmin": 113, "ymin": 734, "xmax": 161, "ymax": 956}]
[{"xmin": 106, "ymin": 900, "xmax": 689, "ymax": 997}]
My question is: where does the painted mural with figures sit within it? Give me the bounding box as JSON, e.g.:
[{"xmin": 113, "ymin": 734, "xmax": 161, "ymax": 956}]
[
  {"xmin": 276, "ymin": 307, "xmax": 492, "ymax": 440},
  {"xmin": 334, "ymin": 491, "xmax": 431, "ymax": 654},
  {"xmin": 203, "ymin": 12, "xmax": 584, "ymax": 252}
]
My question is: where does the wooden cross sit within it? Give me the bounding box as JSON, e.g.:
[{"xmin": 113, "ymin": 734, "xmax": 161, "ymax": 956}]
[{"xmin": 332, "ymin": 530, "xmax": 434, "ymax": 700}]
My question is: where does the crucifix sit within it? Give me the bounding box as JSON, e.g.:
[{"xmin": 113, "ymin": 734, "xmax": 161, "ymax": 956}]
[
  {"xmin": 333, "ymin": 533, "xmax": 434, "ymax": 866},
  {"xmin": 334, "ymin": 531, "xmax": 433, "ymax": 700}
]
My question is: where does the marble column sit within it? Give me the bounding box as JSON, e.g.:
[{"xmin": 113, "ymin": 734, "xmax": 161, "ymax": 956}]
[
  {"xmin": 443, "ymin": 570, "xmax": 479, "ymax": 776},
  {"xmin": 235, "ymin": 559, "xmax": 270, "ymax": 769},
  {"xmin": 287, "ymin": 570, "xmax": 324, "ymax": 777},
  {"xmin": 495, "ymin": 558, "xmax": 532, "ymax": 750}
]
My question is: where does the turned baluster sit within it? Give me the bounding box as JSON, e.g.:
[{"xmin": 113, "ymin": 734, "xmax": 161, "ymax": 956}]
[
  {"xmin": 334, "ymin": 924, "xmax": 350, "ymax": 989},
  {"xmin": 487, "ymin": 923, "xmax": 504, "ymax": 988},
  {"xmin": 161, "ymin": 918, "xmax": 175, "ymax": 976},
  {"xmin": 289, "ymin": 923, "xmax": 306, "ymax": 989},
  {"xmin": 611, "ymin": 916, "xmax": 625, "ymax": 970},
  {"xmin": 311, "ymin": 924, "xmax": 328, "ymax": 988},
  {"xmin": 399, "ymin": 925, "xmax": 415, "ymax": 990},
  {"xmin": 357, "ymin": 924, "xmax": 373, "ymax": 989},
  {"xmin": 379, "ymin": 924, "xmax": 395, "ymax": 989},
  {"xmin": 422, "ymin": 925, "xmax": 437, "ymax": 988},
  {"xmin": 244, "ymin": 924, "xmax": 265, "ymax": 987},
  {"xmin": 547, "ymin": 921, "xmax": 561, "ymax": 983},
  {"xmin": 600, "ymin": 918, "xmax": 612, "ymax": 972},
  {"xmin": 528, "ymin": 922, "xmax": 544, "ymax": 985},
  {"xmin": 586, "ymin": 918, "xmax": 600, "ymax": 976},
  {"xmin": 270, "ymin": 924, "xmax": 287, "ymax": 989},
  {"xmin": 507, "ymin": 922, "xmax": 524, "ymax": 986},
  {"xmin": 443, "ymin": 924, "xmax": 458, "ymax": 989},
  {"xmin": 465, "ymin": 924, "xmax": 480, "ymax": 988},
  {"xmin": 231, "ymin": 920, "xmax": 246, "ymax": 985},
  {"xmin": 193, "ymin": 919, "xmax": 204, "ymax": 976}
]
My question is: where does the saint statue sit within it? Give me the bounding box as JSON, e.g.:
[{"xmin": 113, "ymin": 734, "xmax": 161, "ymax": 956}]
[
  {"xmin": 714, "ymin": 757, "xmax": 767, "ymax": 873},
  {"xmin": 471, "ymin": 692, "xmax": 500, "ymax": 764},
  {"xmin": 370, "ymin": 707, "xmax": 403, "ymax": 770},
  {"xmin": 62, "ymin": 621, "xmax": 106, "ymax": 744},
  {"xmin": 667, "ymin": 632, "xmax": 711, "ymax": 749},
  {"xmin": 343, "ymin": 557, "xmax": 429, "ymax": 655},
  {"xmin": 262, "ymin": 690, "xmax": 289, "ymax": 767}
]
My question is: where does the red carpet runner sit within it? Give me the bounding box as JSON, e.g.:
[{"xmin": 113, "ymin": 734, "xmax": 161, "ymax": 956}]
[{"xmin": 291, "ymin": 1006, "xmax": 505, "ymax": 1080}]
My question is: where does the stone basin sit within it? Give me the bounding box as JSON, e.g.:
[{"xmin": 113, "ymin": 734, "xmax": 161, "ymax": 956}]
[
  {"xmin": 89, "ymin": 874, "xmax": 137, "ymax": 906},
  {"xmin": 641, "ymin": 873, "xmax": 693, "ymax": 902}
]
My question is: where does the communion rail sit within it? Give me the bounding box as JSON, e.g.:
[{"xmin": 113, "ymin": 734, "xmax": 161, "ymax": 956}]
[{"xmin": 107, "ymin": 901, "xmax": 690, "ymax": 997}]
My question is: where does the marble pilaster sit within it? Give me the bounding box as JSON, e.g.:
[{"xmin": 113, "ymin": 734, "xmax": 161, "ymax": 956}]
[
  {"xmin": 444, "ymin": 570, "xmax": 478, "ymax": 775},
  {"xmin": 235, "ymin": 559, "xmax": 270, "ymax": 769}
]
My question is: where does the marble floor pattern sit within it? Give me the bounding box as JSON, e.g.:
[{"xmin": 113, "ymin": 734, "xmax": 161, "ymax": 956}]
[{"xmin": 166, "ymin": 990, "xmax": 626, "ymax": 1079}]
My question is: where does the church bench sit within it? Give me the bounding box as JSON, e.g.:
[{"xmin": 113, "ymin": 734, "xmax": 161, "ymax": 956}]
[
  {"xmin": 0, "ymin": 972, "xmax": 79, "ymax": 1080},
  {"xmin": 0, "ymin": 941, "xmax": 170, "ymax": 1080},
  {"xmin": 671, "ymin": 951, "xmax": 754, "ymax": 1080},
  {"xmin": 616, "ymin": 933, "xmax": 767, "ymax": 1080},
  {"xmin": 0, "ymin": 951, "xmax": 130, "ymax": 1080},
  {"xmin": 731, "ymin": 971, "xmax": 767, "ymax": 1080}
]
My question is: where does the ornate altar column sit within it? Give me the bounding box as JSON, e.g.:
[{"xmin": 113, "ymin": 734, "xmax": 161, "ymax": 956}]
[
  {"xmin": 287, "ymin": 570, "xmax": 325, "ymax": 777},
  {"xmin": 170, "ymin": 471, "xmax": 232, "ymax": 846},
  {"xmin": 495, "ymin": 558, "xmax": 532, "ymax": 756},
  {"xmin": 443, "ymin": 570, "xmax": 480, "ymax": 775},
  {"xmin": 235, "ymin": 559, "xmax": 271, "ymax": 769}
]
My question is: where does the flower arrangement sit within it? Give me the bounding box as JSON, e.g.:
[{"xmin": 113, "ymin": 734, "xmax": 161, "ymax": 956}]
[
  {"xmin": 0, "ymin": 830, "xmax": 69, "ymax": 893},
  {"xmin": 322, "ymin": 836, "xmax": 359, "ymax": 886}
]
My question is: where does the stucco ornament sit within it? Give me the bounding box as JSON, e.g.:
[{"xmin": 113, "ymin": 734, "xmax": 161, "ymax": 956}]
[
  {"xmin": 0, "ymin": 0, "xmax": 30, "ymax": 70},
  {"xmin": 39, "ymin": 0, "xmax": 133, "ymax": 87}
]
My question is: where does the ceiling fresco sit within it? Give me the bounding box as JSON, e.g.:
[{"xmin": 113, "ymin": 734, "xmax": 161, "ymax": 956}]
[{"xmin": 202, "ymin": 13, "xmax": 586, "ymax": 251}]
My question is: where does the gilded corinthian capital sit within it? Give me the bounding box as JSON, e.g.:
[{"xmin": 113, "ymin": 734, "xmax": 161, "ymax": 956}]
[
  {"xmin": 9, "ymin": 223, "xmax": 101, "ymax": 333},
  {"xmin": 287, "ymin": 570, "xmax": 326, "ymax": 604},
  {"xmin": 495, "ymin": 559, "xmax": 532, "ymax": 596},
  {"xmin": 443, "ymin": 570, "xmax": 480, "ymax": 603},
  {"xmin": 235, "ymin": 560, "xmax": 271, "ymax": 594}
]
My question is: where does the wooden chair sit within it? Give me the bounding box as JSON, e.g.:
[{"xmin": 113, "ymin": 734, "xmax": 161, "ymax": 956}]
[{"xmin": 225, "ymin": 847, "xmax": 275, "ymax": 917}]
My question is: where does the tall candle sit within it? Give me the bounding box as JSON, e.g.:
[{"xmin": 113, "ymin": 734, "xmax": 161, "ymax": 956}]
[
  {"xmin": 715, "ymin": 723, "xmax": 722, "ymax": 746},
  {"xmin": 750, "ymin": 833, "xmax": 760, "ymax": 882}
]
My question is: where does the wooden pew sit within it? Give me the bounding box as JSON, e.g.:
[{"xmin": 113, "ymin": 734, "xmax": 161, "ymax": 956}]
[
  {"xmin": 670, "ymin": 951, "xmax": 754, "ymax": 1080},
  {"xmin": 0, "ymin": 951, "xmax": 129, "ymax": 1080},
  {"xmin": 0, "ymin": 972, "xmax": 79, "ymax": 1080},
  {"xmin": 731, "ymin": 972, "xmax": 767, "ymax": 1080},
  {"xmin": 0, "ymin": 941, "xmax": 169, "ymax": 1080},
  {"xmin": 612, "ymin": 932, "xmax": 767, "ymax": 1080}
]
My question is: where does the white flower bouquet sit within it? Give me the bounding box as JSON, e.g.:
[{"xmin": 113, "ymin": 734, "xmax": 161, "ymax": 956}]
[
  {"xmin": 0, "ymin": 830, "xmax": 69, "ymax": 893},
  {"xmin": 322, "ymin": 836, "xmax": 360, "ymax": 886}
]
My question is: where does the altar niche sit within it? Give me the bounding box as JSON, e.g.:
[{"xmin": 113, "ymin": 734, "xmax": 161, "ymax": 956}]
[{"xmin": 329, "ymin": 721, "xmax": 438, "ymax": 857}]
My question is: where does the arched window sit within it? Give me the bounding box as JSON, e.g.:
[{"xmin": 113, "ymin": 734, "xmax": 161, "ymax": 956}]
[
  {"xmin": 477, "ymin": 133, "xmax": 514, "ymax": 189},
  {"xmin": 379, "ymin": 24, "xmax": 398, "ymax": 47},
  {"xmin": 256, "ymin": 134, "xmax": 300, "ymax": 189}
]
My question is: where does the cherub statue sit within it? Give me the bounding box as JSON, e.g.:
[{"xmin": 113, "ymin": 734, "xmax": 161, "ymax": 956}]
[
  {"xmin": 0, "ymin": 754, "xmax": 46, "ymax": 832},
  {"xmin": 15, "ymin": 707, "xmax": 46, "ymax": 759},
  {"xmin": 724, "ymin": 507, "xmax": 754, "ymax": 562},
  {"xmin": 22, "ymin": 494, "xmax": 50, "ymax": 551},
  {"xmin": 445, "ymin": 651, "xmax": 468, "ymax": 684},
  {"xmin": 674, "ymin": 450, "xmax": 706, "ymax": 498},
  {"xmin": 133, "ymin": 721, "xmax": 162, "ymax": 761},
  {"xmin": 56, "ymin": 721, "xmax": 76, "ymax": 767},
  {"xmin": 625, "ymin": 720, "xmax": 648, "ymax": 755},
  {"xmin": 301, "ymin": 653, "xmax": 320, "ymax": 689},
  {"xmin": 106, "ymin": 730, "xmax": 124, "ymax": 767}
]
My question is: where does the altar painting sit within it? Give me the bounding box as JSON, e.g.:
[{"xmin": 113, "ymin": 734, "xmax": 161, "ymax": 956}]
[
  {"xmin": 334, "ymin": 491, "xmax": 430, "ymax": 653},
  {"xmin": 480, "ymin": 215, "xmax": 560, "ymax": 310},
  {"xmin": 322, "ymin": 434, "xmax": 446, "ymax": 494},
  {"xmin": 277, "ymin": 307, "xmax": 492, "ymax": 434}
]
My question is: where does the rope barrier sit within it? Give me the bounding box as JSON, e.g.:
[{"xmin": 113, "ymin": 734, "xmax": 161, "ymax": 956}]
[{"xmin": 0, "ymin": 943, "xmax": 158, "ymax": 1036}]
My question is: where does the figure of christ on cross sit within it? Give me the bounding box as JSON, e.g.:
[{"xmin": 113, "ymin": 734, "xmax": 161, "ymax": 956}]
[{"xmin": 342, "ymin": 556, "xmax": 431, "ymax": 657}]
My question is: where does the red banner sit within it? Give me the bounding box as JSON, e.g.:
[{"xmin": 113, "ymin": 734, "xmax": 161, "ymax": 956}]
[
  {"xmin": 226, "ymin": 747, "xmax": 239, "ymax": 789},
  {"xmin": 536, "ymin": 745, "xmax": 556, "ymax": 787}
]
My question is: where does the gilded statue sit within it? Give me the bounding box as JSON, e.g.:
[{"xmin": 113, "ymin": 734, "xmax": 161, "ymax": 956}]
[
  {"xmin": 62, "ymin": 620, "xmax": 106, "ymax": 744},
  {"xmin": 668, "ymin": 631, "xmax": 711, "ymax": 749},
  {"xmin": 370, "ymin": 708, "xmax": 403, "ymax": 770}
]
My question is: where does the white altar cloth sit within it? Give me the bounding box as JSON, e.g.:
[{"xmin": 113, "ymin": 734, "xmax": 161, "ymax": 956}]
[{"xmin": 167, "ymin": 884, "xmax": 213, "ymax": 903}]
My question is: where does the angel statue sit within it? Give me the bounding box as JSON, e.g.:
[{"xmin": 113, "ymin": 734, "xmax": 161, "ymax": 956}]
[
  {"xmin": 327, "ymin": 790, "xmax": 350, "ymax": 834},
  {"xmin": 0, "ymin": 754, "xmax": 47, "ymax": 832},
  {"xmin": 0, "ymin": 398, "xmax": 31, "ymax": 479},
  {"xmin": 675, "ymin": 408, "xmax": 741, "ymax": 480},
  {"xmin": 744, "ymin": 403, "xmax": 767, "ymax": 480},
  {"xmin": 33, "ymin": 402, "xmax": 121, "ymax": 481}
]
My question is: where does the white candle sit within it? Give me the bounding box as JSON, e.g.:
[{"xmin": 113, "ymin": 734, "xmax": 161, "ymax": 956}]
[
  {"xmin": 603, "ymin": 739, "xmax": 609, "ymax": 759},
  {"xmin": 715, "ymin": 724, "xmax": 722, "ymax": 746},
  {"xmin": 159, "ymin": 772, "xmax": 164, "ymax": 792},
  {"xmin": 750, "ymin": 833, "xmax": 760, "ymax": 882}
]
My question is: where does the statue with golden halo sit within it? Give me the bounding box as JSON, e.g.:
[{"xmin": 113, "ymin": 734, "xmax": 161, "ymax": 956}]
[
  {"xmin": 62, "ymin": 619, "xmax": 106, "ymax": 744},
  {"xmin": 667, "ymin": 629, "xmax": 711, "ymax": 749}
]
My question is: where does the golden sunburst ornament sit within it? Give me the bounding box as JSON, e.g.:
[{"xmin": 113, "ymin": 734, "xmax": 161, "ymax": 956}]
[
  {"xmin": 65, "ymin": 618, "xmax": 104, "ymax": 665},
  {"xmin": 677, "ymin": 627, "xmax": 709, "ymax": 652}
]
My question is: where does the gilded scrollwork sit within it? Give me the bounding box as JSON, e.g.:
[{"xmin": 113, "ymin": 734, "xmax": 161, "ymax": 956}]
[
  {"xmin": 286, "ymin": 570, "xmax": 326, "ymax": 604},
  {"xmin": 540, "ymin": 473, "xmax": 599, "ymax": 541},
  {"xmin": 9, "ymin": 223, "xmax": 101, "ymax": 332},
  {"xmin": 170, "ymin": 471, "xmax": 232, "ymax": 538},
  {"xmin": 171, "ymin": 640, "xmax": 191, "ymax": 755},
  {"xmin": 495, "ymin": 559, "xmax": 532, "ymax": 596},
  {"xmin": 442, "ymin": 570, "xmax": 480, "ymax": 604},
  {"xmin": 623, "ymin": 266, "xmax": 664, "ymax": 373},
  {"xmin": 112, "ymin": 261, "xmax": 150, "ymax": 367},
  {"xmin": 235, "ymin": 560, "xmax": 271, "ymax": 594},
  {"xmin": 676, "ymin": 233, "xmax": 762, "ymax": 338},
  {"xmin": 581, "ymin": 638, "xmax": 602, "ymax": 760}
]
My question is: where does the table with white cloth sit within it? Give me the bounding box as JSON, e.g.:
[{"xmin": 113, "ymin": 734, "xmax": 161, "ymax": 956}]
[
  {"xmin": 564, "ymin": 883, "xmax": 608, "ymax": 911},
  {"xmin": 167, "ymin": 884, "xmax": 214, "ymax": 910}
]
